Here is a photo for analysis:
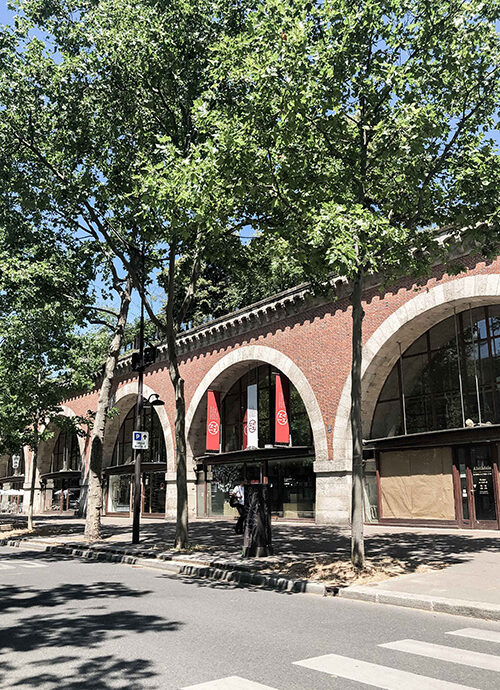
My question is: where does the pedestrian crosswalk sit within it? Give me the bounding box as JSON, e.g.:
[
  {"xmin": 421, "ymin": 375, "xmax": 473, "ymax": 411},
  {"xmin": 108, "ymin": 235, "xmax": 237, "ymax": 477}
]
[
  {"xmin": 447, "ymin": 628, "xmax": 500, "ymax": 644},
  {"xmin": 0, "ymin": 559, "xmax": 48, "ymax": 570},
  {"xmin": 183, "ymin": 678, "xmax": 278, "ymax": 690},
  {"xmin": 379, "ymin": 638, "xmax": 500, "ymax": 672},
  {"xmin": 182, "ymin": 626, "xmax": 500, "ymax": 689},
  {"xmin": 294, "ymin": 652, "xmax": 476, "ymax": 689}
]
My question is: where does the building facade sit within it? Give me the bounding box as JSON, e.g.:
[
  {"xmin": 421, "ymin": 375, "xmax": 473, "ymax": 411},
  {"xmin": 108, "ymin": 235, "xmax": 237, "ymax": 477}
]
[{"xmin": 6, "ymin": 253, "xmax": 500, "ymax": 529}]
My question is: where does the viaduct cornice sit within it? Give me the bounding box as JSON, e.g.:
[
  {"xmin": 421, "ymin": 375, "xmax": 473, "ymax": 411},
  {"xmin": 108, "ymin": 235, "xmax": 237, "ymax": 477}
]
[
  {"xmin": 110, "ymin": 236, "xmax": 483, "ymax": 377},
  {"xmin": 114, "ymin": 274, "xmax": 350, "ymax": 375}
]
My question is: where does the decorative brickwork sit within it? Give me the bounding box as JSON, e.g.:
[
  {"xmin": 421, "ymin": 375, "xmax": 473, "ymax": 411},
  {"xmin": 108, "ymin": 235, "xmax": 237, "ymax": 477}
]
[{"xmin": 21, "ymin": 255, "xmax": 500, "ymax": 524}]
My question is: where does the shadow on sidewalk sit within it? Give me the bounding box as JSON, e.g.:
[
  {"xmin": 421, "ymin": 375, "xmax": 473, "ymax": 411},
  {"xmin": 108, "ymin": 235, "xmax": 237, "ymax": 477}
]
[{"xmin": 14, "ymin": 514, "xmax": 500, "ymax": 572}]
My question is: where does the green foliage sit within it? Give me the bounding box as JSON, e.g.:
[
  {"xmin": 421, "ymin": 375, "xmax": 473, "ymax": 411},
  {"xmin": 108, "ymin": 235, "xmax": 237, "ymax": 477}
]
[
  {"xmin": 208, "ymin": 0, "xmax": 500, "ymax": 278},
  {"xmin": 0, "ymin": 209, "xmax": 103, "ymax": 454},
  {"xmin": 174, "ymin": 234, "xmax": 307, "ymax": 327}
]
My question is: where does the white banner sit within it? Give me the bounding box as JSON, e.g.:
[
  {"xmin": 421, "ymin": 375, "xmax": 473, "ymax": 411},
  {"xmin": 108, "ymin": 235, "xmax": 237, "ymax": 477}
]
[{"xmin": 246, "ymin": 383, "xmax": 258, "ymax": 448}]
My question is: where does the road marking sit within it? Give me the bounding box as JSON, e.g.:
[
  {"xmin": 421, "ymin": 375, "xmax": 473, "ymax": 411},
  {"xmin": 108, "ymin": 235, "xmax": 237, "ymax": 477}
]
[
  {"xmin": 447, "ymin": 629, "xmax": 500, "ymax": 644},
  {"xmin": 294, "ymin": 653, "xmax": 478, "ymax": 689},
  {"xmin": 0, "ymin": 560, "xmax": 47, "ymax": 570},
  {"xmin": 380, "ymin": 639, "xmax": 500, "ymax": 673},
  {"xmin": 182, "ymin": 677, "xmax": 279, "ymax": 690},
  {"xmin": 15, "ymin": 560, "xmax": 48, "ymax": 568}
]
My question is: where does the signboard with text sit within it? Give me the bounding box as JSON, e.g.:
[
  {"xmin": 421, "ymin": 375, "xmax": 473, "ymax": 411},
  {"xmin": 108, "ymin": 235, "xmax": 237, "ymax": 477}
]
[{"xmin": 132, "ymin": 431, "xmax": 149, "ymax": 450}]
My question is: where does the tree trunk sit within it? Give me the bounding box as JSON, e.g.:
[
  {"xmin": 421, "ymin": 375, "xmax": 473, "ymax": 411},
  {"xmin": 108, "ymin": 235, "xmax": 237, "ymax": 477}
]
[
  {"xmin": 27, "ymin": 427, "xmax": 39, "ymax": 531},
  {"xmin": 84, "ymin": 277, "xmax": 132, "ymax": 541},
  {"xmin": 168, "ymin": 341, "xmax": 189, "ymax": 550},
  {"xmin": 350, "ymin": 267, "xmax": 365, "ymax": 569},
  {"xmin": 163, "ymin": 242, "xmax": 189, "ymax": 549}
]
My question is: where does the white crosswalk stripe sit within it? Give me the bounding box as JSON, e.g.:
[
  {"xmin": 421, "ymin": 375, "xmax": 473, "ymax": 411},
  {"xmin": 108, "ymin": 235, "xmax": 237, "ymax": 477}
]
[
  {"xmin": 380, "ymin": 639, "xmax": 500, "ymax": 673},
  {"xmin": 14, "ymin": 560, "xmax": 48, "ymax": 568},
  {"xmin": 293, "ymin": 653, "xmax": 478, "ymax": 690},
  {"xmin": 0, "ymin": 561, "xmax": 48, "ymax": 570},
  {"xmin": 0, "ymin": 560, "xmax": 47, "ymax": 569},
  {"xmin": 182, "ymin": 678, "xmax": 278, "ymax": 690},
  {"xmin": 447, "ymin": 628, "xmax": 500, "ymax": 644}
]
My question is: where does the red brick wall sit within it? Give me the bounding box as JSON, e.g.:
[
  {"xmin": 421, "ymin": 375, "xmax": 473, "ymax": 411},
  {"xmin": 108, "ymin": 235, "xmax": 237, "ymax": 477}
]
[{"xmin": 62, "ymin": 256, "xmax": 500, "ymax": 464}]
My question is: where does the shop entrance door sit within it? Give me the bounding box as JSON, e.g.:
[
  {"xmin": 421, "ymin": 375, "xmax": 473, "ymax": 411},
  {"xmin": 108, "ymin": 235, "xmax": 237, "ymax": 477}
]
[{"xmin": 454, "ymin": 445, "xmax": 499, "ymax": 528}]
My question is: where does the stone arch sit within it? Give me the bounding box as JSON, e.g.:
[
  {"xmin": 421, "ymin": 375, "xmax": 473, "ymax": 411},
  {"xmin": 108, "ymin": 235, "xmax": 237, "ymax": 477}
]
[
  {"xmin": 186, "ymin": 345, "xmax": 328, "ymax": 466},
  {"xmin": 104, "ymin": 382, "xmax": 175, "ymax": 472},
  {"xmin": 332, "ymin": 273, "xmax": 500, "ymax": 469}
]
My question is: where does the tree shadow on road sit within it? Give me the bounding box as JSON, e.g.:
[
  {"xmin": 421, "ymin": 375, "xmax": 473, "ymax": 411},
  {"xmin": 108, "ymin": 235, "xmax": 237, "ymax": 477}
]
[
  {"xmin": 0, "ymin": 580, "xmax": 182, "ymax": 689},
  {"xmin": 9, "ymin": 655, "xmax": 160, "ymax": 689}
]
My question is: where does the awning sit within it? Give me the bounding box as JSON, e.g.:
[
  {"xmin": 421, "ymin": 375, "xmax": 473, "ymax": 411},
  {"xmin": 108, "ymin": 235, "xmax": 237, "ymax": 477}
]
[{"xmin": 364, "ymin": 423, "xmax": 500, "ymax": 451}]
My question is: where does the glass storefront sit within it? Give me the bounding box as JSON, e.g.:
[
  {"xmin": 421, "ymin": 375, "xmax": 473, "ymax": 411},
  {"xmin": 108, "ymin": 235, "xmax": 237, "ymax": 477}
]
[
  {"xmin": 107, "ymin": 474, "xmax": 131, "ymax": 513},
  {"xmin": 268, "ymin": 458, "xmax": 315, "ymax": 518},
  {"xmin": 197, "ymin": 456, "xmax": 315, "ymax": 520},
  {"xmin": 50, "ymin": 430, "xmax": 81, "ymax": 472},
  {"xmin": 106, "ymin": 402, "xmax": 167, "ymax": 515},
  {"xmin": 197, "ymin": 363, "xmax": 315, "ymax": 520},
  {"xmin": 45, "ymin": 476, "xmax": 81, "ymax": 512},
  {"xmin": 106, "ymin": 471, "xmax": 166, "ymax": 515},
  {"xmin": 143, "ymin": 472, "xmax": 167, "ymax": 514},
  {"xmin": 42, "ymin": 430, "xmax": 82, "ymax": 512}
]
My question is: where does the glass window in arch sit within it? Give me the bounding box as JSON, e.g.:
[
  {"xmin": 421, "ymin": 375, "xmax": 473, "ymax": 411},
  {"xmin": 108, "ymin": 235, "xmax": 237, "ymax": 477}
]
[
  {"xmin": 371, "ymin": 305, "xmax": 500, "ymax": 438},
  {"xmin": 50, "ymin": 430, "xmax": 81, "ymax": 472},
  {"xmin": 111, "ymin": 404, "xmax": 166, "ymax": 466},
  {"xmin": 221, "ymin": 364, "xmax": 312, "ymax": 452}
]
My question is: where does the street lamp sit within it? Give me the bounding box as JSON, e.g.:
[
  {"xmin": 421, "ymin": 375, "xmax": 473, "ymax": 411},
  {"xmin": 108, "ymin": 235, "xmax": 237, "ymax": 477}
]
[{"xmin": 131, "ymin": 249, "xmax": 164, "ymax": 544}]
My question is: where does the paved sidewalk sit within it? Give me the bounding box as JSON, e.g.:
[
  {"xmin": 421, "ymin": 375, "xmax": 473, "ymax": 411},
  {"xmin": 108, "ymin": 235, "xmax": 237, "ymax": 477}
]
[{"xmin": 2, "ymin": 514, "xmax": 499, "ymax": 619}]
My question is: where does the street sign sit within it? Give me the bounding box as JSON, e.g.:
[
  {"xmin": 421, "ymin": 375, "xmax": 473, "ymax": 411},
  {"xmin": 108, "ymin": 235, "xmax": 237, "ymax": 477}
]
[
  {"xmin": 11, "ymin": 455, "xmax": 20, "ymax": 469},
  {"xmin": 132, "ymin": 431, "xmax": 149, "ymax": 450}
]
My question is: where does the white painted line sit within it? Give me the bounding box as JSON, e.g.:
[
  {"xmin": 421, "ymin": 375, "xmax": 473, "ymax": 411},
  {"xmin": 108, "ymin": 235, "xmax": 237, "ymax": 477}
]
[
  {"xmin": 293, "ymin": 653, "xmax": 477, "ymax": 689},
  {"xmin": 182, "ymin": 678, "xmax": 278, "ymax": 690},
  {"xmin": 447, "ymin": 628, "xmax": 500, "ymax": 644},
  {"xmin": 380, "ymin": 639, "xmax": 500, "ymax": 673},
  {"xmin": 15, "ymin": 560, "xmax": 48, "ymax": 568}
]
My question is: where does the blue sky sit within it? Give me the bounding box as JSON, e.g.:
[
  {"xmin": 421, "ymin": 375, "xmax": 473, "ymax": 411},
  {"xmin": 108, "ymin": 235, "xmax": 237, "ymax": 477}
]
[{"xmin": 0, "ymin": 3, "xmax": 14, "ymax": 24}]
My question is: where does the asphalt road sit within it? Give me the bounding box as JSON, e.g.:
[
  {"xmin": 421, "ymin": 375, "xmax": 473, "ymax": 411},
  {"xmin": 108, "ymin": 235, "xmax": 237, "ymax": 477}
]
[{"xmin": 1, "ymin": 545, "xmax": 499, "ymax": 690}]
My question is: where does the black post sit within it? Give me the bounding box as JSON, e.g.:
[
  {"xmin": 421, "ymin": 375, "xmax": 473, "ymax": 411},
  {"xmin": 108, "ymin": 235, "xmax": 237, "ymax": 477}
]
[{"xmin": 132, "ymin": 250, "xmax": 145, "ymax": 544}]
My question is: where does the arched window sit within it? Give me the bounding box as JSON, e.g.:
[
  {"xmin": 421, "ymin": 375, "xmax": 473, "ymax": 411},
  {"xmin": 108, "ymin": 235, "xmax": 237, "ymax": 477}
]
[
  {"xmin": 111, "ymin": 404, "xmax": 166, "ymax": 466},
  {"xmin": 371, "ymin": 305, "xmax": 500, "ymax": 439},
  {"xmin": 50, "ymin": 430, "xmax": 81, "ymax": 472},
  {"xmin": 222, "ymin": 364, "xmax": 312, "ymax": 451}
]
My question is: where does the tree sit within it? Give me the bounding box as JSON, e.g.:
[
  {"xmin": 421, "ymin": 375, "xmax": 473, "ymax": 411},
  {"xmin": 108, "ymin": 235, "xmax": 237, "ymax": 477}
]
[
  {"xmin": 209, "ymin": 0, "xmax": 500, "ymax": 566},
  {"xmin": 0, "ymin": 0, "xmax": 253, "ymax": 547},
  {"xmin": 0, "ymin": 209, "xmax": 102, "ymax": 529}
]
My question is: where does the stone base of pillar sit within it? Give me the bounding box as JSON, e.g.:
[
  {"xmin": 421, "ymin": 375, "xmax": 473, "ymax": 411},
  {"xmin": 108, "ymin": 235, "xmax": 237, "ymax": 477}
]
[
  {"xmin": 164, "ymin": 471, "xmax": 197, "ymax": 520},
  {"xmin": 314, "ymin": 462, "xmax": 351, "ymax": 525}
]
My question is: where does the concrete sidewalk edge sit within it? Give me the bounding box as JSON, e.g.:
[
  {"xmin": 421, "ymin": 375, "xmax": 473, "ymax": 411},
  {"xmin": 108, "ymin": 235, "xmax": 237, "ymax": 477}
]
[
  {"xmin": 0, "ymin": 538, "xmax": 325, "ymax": 596},
  {"xmin": 337, "ymin": 585, "xmax": 500, "ymax": 621},
  {"xmin": 2, "ymin": 537, "xmax": 498, "ymax": 620}
]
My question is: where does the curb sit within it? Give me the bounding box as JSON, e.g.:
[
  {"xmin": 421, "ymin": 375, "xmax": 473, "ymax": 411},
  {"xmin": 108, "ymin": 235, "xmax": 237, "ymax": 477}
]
[
  {"xmin": 0, "ymin": 538, "xmax": 326, "ymax": 596},
  {"xmin": 337, "ymin": 585, "xmax": 500, "ymax": 621},
  {"xmin": 2, "ymin": 538, "xmax": 498, "ymax": 620}
]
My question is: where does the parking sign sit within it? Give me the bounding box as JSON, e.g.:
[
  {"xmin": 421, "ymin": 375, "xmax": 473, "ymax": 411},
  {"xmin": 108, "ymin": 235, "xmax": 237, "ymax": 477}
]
[{"xmin": 132, "ymin": 431, "xmax": 149, "ymax": 450}]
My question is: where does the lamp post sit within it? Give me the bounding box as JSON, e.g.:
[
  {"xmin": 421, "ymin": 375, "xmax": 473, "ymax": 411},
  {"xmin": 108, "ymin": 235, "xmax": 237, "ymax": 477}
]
[
  {"xmin": 131, "ymin": 245, "xmax": 164, "ymax": 543},
  {"xmin": 132, "ymin": 287, "xmax": 145, "ymax": 544}
]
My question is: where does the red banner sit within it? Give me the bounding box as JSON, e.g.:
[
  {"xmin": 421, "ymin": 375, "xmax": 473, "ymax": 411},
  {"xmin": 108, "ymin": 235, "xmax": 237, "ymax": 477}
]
[
  {"xmin": 206, "ymin": 390, "xmax": 221, "ymax": 452},
  {"xmin": 275, "ymin": 374, "xmax": 290, "ymax": 444},
  {"xmin": 242, "ymin": 409, "xmax": 248, "ymax": 449}
]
